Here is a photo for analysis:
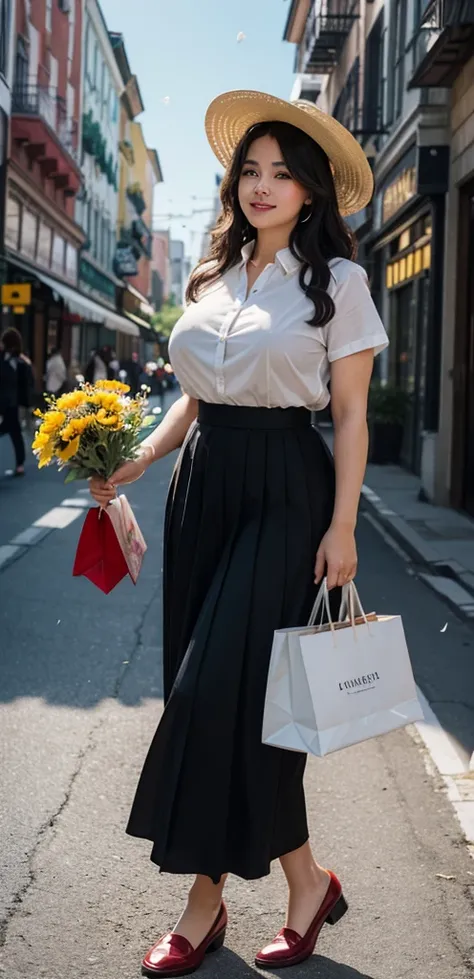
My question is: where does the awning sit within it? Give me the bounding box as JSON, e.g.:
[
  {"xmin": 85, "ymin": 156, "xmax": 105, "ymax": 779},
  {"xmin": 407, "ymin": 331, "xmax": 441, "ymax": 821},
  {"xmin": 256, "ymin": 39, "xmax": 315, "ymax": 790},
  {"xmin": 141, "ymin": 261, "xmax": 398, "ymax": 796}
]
[
  {"xmin": 37, "ymin": 271, "xmax": 140, "ymax": 337},
  {"xmin": 123, "ymin": 311, "xmax": 153, "ymax": 331}
]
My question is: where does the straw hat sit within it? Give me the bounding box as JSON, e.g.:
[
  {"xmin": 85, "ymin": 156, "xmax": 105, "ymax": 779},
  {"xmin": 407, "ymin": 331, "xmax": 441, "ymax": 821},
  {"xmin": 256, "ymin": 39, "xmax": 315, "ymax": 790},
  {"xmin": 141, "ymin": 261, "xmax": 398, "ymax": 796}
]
[{"xmin": 205, "ymin": 90, "xmax": 374, "ymax": 217}]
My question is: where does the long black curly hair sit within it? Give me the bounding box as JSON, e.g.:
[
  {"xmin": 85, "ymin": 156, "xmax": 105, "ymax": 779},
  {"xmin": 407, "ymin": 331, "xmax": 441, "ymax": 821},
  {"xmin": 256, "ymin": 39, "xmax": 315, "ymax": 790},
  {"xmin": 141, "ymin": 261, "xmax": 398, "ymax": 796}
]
[{"xmin": 186, "ymin": 120, "xmax": 356, "ymax": 326}]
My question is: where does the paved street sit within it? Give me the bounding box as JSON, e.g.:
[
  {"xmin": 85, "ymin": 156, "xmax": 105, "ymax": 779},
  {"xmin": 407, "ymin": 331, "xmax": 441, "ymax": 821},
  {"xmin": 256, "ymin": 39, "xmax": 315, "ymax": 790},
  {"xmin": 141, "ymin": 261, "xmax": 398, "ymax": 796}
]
[{"xmin": 1, "ymin": 405, "xmax": 474, "ymax": 979}]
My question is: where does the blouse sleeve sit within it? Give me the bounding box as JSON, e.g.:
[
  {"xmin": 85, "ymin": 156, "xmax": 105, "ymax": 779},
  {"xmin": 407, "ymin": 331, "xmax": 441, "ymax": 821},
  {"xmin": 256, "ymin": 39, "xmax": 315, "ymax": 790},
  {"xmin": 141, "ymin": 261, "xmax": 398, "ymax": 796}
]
[{"xmin": 325, "ymin": 262, "xmax": 389, "ymax": 362}]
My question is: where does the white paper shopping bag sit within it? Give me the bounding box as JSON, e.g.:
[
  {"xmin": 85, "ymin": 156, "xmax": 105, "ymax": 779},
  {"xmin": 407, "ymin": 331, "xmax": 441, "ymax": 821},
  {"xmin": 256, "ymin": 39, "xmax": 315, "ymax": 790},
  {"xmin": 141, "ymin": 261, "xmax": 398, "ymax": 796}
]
[{"xmin": 262, "ymin": 580, "xmax": 423, "ymax": 756}]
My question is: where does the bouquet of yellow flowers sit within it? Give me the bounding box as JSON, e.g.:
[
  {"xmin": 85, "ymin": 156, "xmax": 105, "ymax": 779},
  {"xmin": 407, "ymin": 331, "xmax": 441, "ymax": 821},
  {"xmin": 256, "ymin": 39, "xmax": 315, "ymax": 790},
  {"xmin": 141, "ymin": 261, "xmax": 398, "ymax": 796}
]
[
  {"xmin": 33, "ymin": 379, "xmax": 153, "ymax": 593},
  {"xmin": 32, "ymin": 379, "xmax": 151, "ymax": 483}
]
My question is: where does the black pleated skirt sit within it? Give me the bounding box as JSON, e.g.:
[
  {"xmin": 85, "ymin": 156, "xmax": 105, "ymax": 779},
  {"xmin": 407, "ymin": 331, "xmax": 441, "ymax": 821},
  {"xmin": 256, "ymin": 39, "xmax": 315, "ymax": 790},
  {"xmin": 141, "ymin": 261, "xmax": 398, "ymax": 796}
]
[{"xmin": 126, "ymin": 402, "xmax": 338, "ymax": 883}]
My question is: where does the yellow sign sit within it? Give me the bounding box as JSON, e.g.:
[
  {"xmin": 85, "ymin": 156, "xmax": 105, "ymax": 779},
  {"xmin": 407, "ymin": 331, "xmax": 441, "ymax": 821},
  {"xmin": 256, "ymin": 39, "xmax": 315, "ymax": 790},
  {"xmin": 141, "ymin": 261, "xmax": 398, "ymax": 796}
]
[
  {"xmin": 1, "ymin": 283, "xmax": 32, "ymax": 306},
  {"xmin": 382, "ymin": 167, "xmax": 417, "ymax": 225},
  {"xmin": 12, "ymin": 306, "xmax": 26, "ymax": 314}
]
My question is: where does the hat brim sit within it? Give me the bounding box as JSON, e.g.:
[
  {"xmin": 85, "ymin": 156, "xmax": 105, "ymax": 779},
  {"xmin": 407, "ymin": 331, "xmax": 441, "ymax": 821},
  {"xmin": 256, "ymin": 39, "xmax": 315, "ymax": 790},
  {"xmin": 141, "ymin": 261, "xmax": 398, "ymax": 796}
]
[{"xmin": 205, "ymin": 90, "xmax": 373, "ymax": 217}]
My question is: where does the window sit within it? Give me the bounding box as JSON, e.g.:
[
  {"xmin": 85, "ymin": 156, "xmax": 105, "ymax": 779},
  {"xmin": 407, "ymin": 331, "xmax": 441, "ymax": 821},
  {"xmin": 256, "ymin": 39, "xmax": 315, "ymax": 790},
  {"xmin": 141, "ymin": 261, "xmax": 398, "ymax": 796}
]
[
  {"xmin": 93, "ymin": 42, "xmax": 99, "ymax": 89},
  {"xmin": 0, "ymin": 0, "xmax": 10, "ymax": 79},
  {"xmin": 65, "ymin": 243, "xmax": 78, "ymax": 282},
  {"xmin": 21, "ymin": 208, "xmax": 38, "ymax": 259},
  {"xmin": 363, "ymin": 12, "xmax": 386, "ymax": 142},
  {"xmin": 392, "ymin": 0, "xmax": 407, "ymax": 121},
  {"xmin": 46, "ymin": 0, "xmax": 52, "ymax": 33},
  {"xmin": 5, "ymin": 195, "xmax": 20, "ymax": 249},
  {"xmin": 52, "ymin": 234, "xmax": 66, "ymax": 274},
  {"xmin": 37, "ymin": 222, "xmax": 53, "ymax": 267},
  {"xmin": 333, "ymin": 58, "xmax": 360, "ymax": 134},
  {"xmin": 15, "ymin": 37, "xmax": 29, "ymax": 92},
  {"xmin": 93, "ymin": 208, "xmax": 100, "ymax": 260}
]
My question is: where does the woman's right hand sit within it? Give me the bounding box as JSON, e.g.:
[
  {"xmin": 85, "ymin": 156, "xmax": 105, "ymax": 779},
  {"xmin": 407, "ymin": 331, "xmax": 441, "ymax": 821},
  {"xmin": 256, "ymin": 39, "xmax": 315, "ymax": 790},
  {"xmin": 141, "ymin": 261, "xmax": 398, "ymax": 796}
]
[{"xmin": 89, "ymin": 446, "xmax": 154, "ymax": 507}]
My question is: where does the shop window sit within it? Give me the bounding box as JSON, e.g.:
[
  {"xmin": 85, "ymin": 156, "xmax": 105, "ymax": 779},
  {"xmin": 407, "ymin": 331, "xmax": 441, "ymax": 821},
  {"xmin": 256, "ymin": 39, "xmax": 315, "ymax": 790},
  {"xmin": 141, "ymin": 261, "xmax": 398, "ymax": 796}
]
[
  {"xmin": 66, "ymin": 243, "xmax": 78, "ymax": 282},
  {"xmin": 37, "ymin": 222, "xmax": 53, "ymax": 267},
  {"xmin": 423, "ymin": 244, "xmax": 431, "ymax": 269},
  {"xmin": 399, "ymin": 257, "xmax": 407, "ymax": 282},
  {"xmin": 406, "ymin": 252, "xmax": 414, "ymax": 278},
  {"xmin": 52, "ymin": 233, "xmax": 66, "ymax": 274},
  {"xmin": 21, "ymin": 208, "xmax": 38, "ymax": 260},
  {"xmin": 414, "ymin": 249, "xmax": 422, "ymax": 275},
  {"xmin": 386, "ymin": 265, "xmax": 393, "ymax": 289},
  {"xmin": 399, "ymin": 229, "xmax": 410, "ymax": 251},
  {"xmin": 5, "ymin": 195, "xmax": 20, "ymax": 250}
]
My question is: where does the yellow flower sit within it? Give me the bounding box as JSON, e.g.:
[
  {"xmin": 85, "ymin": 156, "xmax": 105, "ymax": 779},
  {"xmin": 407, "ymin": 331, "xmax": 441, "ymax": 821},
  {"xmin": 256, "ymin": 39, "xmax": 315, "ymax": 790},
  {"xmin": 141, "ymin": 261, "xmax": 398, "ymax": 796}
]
[
  {"xmin": 89, "ymin": 392, "xmax": 123, "ymax": 413},
  {"xmin": 60, "ymin": 415, "xmax": 95, "ymax": 441},
  {"xmin": 38, "ymin": 445, "xmax": 54, "ymax": 468},
  {"xmin": 96, "ymin": 408, "xmax": 123, "ymax": 429},
  {"xmin": 41, "ymin": 410, "xmax": 66, "ymax": 436},
  {"xmin": 32, "ymin": 430, "xmax": 51, "ymax": 450},
  {"xmin": 34, "ymin": 408, "xmax": 44, "ymax": 418},
  {"xmin": 94, "ymin": 379, "xmax": 130, "ymax": 394},
  {"xmin": 56, "ymin": 390, "xmax": 88, "ymax": 411},
  {"xmin": 56, "ymin": 436, "xmax": 80, "ymax": 463}
]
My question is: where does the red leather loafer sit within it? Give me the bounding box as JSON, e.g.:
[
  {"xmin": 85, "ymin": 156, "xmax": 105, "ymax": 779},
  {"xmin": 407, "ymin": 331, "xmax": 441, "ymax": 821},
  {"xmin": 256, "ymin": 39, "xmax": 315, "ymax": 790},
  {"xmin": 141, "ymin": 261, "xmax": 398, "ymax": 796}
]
[
  {"xmin": 141, "ymin": 902, "xmax": 227, "ymax": 977},
  {"xmin": 255, "ymin": 871, "xmax": 347, "ymax": 969}
]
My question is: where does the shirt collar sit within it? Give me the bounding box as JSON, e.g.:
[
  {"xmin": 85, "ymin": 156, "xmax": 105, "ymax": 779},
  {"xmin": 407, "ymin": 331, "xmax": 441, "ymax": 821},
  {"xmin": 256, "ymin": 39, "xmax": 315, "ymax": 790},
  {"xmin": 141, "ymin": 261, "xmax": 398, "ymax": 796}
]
[{"xmin": 239, "ymin": 242, "xmax": 300, "ymax": 277}]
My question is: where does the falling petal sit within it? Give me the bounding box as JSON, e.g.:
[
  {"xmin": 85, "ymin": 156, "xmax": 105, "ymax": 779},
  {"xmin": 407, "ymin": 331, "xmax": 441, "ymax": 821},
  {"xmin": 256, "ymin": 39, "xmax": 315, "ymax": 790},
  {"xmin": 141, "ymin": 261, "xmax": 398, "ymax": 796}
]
[
  {"xmin": 237, "ymin": 31, "xmax": 246, "ymax": 42},
  {"xmin": 440, "ymin": 622, "xmax": 448, "ymax": 633},
  {"xmin": 57, "ymin": 619, "xmax": 61, "ymax": 625},
  {"xmin": 162, "ymin": 96, "xmax": 170, "ymax": 105},
  {"xmin": 435, "ymin": 873, "xmax": 456, "ymax": 880}
]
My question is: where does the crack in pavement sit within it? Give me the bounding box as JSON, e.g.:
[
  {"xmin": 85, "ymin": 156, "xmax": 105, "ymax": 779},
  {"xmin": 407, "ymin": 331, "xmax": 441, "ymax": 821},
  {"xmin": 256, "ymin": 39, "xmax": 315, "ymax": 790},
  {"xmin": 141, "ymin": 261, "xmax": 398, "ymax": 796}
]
[
  {"xmin": 0, "ymin": 579, "xmax": 161, "ymax": 949},
  {"xmin": 112, "ymin": 577, "xmax": 162, "ymax": 700}
]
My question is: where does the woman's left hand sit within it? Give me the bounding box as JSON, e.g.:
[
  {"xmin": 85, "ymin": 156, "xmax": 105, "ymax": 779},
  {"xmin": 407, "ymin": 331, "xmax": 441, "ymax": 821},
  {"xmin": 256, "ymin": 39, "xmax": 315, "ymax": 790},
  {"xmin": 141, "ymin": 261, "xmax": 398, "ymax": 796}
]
[{"xmin": 314, "ymin": 524, "xmax": 357, "ymax": 590}]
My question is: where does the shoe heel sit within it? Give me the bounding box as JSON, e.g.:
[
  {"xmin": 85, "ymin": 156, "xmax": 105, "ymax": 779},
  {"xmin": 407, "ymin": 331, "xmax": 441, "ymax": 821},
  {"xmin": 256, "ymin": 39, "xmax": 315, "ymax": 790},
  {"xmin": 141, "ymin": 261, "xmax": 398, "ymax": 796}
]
[
  {"xmin": 206, "ymin": 928, "xmax": 226, "ymax": 954},
  {"xmin": 326, "ymin": 895, "xmax": 348, "ymax": 925}
]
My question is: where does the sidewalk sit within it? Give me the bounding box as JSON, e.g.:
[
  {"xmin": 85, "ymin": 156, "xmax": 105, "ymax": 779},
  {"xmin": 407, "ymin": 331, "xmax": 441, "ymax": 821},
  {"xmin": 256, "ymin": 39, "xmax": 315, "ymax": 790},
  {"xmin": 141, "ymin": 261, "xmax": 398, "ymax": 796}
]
[{"xmin": 319, "ymin": 424, "xmax": 474, "ymax": 620}]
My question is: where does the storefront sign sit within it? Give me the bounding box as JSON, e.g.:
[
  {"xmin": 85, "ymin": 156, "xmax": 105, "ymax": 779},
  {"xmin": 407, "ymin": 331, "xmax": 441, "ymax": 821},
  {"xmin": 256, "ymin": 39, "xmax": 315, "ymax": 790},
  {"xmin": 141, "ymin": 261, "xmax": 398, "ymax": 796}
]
[
  {"xmin": 114, "ymin": 244, "xmax": 138, "ymax": 278},
  {"xmin": 79, "ymin": 257, "xmax": 116, "ymax": 305},
  {"xmin": 382, "ymin": 167, "xmax": 417, "ymax": 225},
  {"xmin": 2, "ymin": 283, "xmax": 31, "ymax": 306}
]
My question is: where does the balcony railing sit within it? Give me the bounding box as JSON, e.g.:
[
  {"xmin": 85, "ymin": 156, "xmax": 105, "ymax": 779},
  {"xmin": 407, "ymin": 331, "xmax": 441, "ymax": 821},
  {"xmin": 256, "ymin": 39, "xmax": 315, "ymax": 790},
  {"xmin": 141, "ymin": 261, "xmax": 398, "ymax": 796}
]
[
  {"xmin": 410, "ymin": 0, "xmax": 474, "ymax": 87},
  {"xmin": 11, "ymin": 84, "xmax": 79, "ymax": 162},
  {"xmin": 299, "ymin": 0, "xmax": 359, "ymax": 74}
]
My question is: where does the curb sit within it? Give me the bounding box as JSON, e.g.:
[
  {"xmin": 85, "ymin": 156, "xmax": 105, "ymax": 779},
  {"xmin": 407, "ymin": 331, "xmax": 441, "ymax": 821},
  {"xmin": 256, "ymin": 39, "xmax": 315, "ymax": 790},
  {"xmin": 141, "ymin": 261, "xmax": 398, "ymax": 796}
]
[{"xmin": 359, "ymin": 485, "xmax": 474, "ymax": 621}]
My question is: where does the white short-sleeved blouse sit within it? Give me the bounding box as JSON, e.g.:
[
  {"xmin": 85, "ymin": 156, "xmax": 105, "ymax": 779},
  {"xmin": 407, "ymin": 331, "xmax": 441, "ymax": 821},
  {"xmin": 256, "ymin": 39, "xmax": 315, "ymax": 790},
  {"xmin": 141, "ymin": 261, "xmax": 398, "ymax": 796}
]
[{"xmin": 168, "ymin": 242, "xmax": 389, "ymax": 411}]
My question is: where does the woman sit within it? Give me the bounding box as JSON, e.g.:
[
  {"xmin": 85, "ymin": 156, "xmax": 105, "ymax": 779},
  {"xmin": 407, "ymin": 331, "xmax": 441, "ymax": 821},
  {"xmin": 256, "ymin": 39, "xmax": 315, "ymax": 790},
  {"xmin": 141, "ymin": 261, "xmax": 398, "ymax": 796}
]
[
  {"xmin": 0, "ymin": 327, "xmax": 34, "ymax": 477},
  {"xmin": 90, "ymin": 91, "xmax": 388, "ymax": 975},
  {"xmin": 45, "ymin": 347, "xmax": 68, "ymax": 397}
]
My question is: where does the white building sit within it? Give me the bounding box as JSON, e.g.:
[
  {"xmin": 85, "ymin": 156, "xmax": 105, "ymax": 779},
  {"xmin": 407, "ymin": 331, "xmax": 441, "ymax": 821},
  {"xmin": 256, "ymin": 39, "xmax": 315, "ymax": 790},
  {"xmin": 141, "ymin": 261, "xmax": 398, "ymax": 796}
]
[{"xmin": 75, "ymin": 0, "xmax": 123, "ymax": 310}]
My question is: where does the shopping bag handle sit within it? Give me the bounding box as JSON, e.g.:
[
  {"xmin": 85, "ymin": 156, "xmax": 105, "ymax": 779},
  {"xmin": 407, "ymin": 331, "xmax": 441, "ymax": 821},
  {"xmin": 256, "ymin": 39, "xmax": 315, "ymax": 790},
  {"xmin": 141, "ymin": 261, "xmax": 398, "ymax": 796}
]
[
  {"xmin": 339, "ymin": 580, "xmax": 369, "ymax": 626},
  {"xmin": 307, "ymin": 578, "xmax": 335, "ymax": 630},
  {"xmin": 308, "ymin": 578, "xmax": 370, "ymax": 635}
]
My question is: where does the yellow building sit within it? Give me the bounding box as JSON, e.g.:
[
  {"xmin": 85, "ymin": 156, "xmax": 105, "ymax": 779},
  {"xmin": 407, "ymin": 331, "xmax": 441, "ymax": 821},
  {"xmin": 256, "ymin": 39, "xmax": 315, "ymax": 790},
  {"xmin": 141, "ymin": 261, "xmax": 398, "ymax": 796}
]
[{"xmin": 110, "ymin": 33, "xmax": 163, "ymax": 334}]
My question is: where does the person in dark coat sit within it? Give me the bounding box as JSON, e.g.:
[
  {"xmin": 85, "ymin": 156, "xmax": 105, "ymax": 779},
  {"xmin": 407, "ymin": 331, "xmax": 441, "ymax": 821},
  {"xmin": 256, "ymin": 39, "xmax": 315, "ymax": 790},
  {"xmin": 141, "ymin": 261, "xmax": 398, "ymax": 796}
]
[{"xmin": 0, "ymin": 328, "xmax": 34, "ymax": 476}]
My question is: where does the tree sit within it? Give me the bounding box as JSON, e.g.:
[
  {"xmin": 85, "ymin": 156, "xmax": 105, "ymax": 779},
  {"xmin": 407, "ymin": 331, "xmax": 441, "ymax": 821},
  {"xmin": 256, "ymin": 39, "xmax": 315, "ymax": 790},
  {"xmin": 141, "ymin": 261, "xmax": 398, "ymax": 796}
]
[{"xmin": 151, "ymin": 302, "xmax": 183, "ymax": 338}]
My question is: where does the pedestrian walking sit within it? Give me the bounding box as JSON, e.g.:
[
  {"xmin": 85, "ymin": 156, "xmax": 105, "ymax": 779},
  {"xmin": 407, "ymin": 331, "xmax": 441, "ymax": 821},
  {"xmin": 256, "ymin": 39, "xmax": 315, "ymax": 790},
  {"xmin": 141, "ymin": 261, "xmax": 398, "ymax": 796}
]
[
  {"xmin": 45, "ymin": 347, "xmax": 68, "ymax": 397},
  {"xmin": 0, "ymin": 327, "xmax": 34, "ymax": 477},
  {"xmin": 90, "ymin": 90, "xmax": 389, "ymax": 976}
]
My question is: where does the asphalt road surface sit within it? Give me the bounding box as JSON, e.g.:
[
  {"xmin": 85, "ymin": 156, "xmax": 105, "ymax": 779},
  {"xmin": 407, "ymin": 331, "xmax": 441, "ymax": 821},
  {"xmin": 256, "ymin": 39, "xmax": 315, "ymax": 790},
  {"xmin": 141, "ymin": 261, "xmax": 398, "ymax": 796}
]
[{"xmin": 1, "ymin": 398, "xmax": 474, "ymax": 979}]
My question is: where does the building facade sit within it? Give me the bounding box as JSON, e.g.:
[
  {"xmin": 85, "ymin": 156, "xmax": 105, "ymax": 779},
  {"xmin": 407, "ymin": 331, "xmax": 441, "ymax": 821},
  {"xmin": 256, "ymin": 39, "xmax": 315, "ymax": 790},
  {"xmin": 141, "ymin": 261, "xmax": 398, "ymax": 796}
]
[
  {"xmin": 4, "ymin": 0, "xmax": 86, "ymax": 385},
  {"xmin": 284, "ymin": 0, "xmax": 474, "ymax": 512},
  {"xmin": 0, "ymin": 0, "xmax": 16, "ymax": 285},
  {"xmin": 109, "ymin": 31, "xmax": 162, "ymax": 344}
]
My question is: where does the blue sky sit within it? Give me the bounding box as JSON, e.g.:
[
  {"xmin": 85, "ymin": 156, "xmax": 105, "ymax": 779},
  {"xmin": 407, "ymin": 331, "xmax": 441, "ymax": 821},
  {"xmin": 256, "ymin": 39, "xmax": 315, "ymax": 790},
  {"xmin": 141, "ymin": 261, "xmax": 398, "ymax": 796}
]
[{"xmin": 99, "ymin": 0, "xmax": 296, "ymax": 263}]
